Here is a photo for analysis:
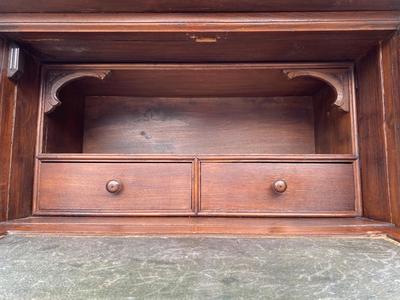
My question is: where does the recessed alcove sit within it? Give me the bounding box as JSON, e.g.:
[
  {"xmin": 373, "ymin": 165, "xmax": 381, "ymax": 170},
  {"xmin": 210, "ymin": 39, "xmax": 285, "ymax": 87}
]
[{"xmin": 41, "ymin": 64, "xmax": 354, "ymax": 155}]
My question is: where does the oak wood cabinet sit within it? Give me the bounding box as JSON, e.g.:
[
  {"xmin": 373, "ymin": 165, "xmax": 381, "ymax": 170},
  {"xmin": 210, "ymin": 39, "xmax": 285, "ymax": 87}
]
[
  {"xmin": 0, "ymin": 1, "xmax": 400, "ymax": 238},
  {"xmin": 34, "ymin": 63, "xmax": 359, "ymax": 217}
]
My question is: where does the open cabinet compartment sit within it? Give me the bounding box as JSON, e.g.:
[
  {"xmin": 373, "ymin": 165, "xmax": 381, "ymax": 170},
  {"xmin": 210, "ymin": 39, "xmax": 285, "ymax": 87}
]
[
  {"xmin": 32, "ymin": 63, "xmax": 361, "ymax": 217},
  {"xmin": 41, "ymin": 64, "xmax": 355, "ymax": 156}
]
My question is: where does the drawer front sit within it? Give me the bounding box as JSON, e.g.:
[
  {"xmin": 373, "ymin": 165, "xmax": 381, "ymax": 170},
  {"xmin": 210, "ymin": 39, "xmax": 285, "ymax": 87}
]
[
  {"xmin": 200, "ymin": 163, "xmax": 356, "ymax": 215},
  {"xmin": 36, "ymin": 162, "xmax": 193, "ymax": 215}
]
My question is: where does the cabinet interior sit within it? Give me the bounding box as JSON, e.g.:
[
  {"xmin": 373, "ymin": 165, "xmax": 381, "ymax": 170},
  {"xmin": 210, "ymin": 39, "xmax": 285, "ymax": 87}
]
[
  {"xmin": 1, "ymin": 10, "xmax": 399, "ymax": 236},
  {"xmin": 42, "ymin": 66, "xmax": 353, "ymax": 155}
]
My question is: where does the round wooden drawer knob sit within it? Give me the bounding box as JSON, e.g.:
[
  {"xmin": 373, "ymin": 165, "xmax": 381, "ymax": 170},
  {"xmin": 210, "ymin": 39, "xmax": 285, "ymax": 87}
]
[
  {"xmin": 272, "ymin": 179, "xmax": 287, "ymax": 193},
  {"xmin": 106, "ymin": 179, "xmax": 122, "ymax": 194}
]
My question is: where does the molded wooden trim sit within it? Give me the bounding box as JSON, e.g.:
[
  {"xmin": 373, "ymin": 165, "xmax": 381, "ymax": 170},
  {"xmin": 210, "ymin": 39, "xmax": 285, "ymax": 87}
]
[
  {"xmin": 0, "ymin": 12, "xmax": 399, "ymax": 33},
  {"xmin": 36, "ymin": 153, "xmax": 358, "ymax": 163},
  {"xmin": 41, "ymin": 62, "xmax": 353, "ymax": 71},
  {"xmin": 0, "ymin": 1, "xmax": 400, "ymax": 13}
]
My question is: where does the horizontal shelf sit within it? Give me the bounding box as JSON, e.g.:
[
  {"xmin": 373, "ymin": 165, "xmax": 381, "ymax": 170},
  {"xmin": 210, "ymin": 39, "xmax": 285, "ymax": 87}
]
[{"xmin": 37, "ymin": 154, "xmax": 358, "ymax": 163}]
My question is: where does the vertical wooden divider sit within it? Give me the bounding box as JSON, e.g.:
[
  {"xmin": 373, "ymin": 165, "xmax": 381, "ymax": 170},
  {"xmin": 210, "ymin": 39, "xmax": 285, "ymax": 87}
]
[{"xmin": 193, "ymin": 157, "xmax": 200, "ymax": 215}]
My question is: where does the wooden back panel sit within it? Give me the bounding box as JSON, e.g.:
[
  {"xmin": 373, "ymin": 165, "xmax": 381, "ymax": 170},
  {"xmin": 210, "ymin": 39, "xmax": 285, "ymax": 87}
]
[{"xmin": 83, "ymin": 96, "xmax": 315, "ymax": 155}]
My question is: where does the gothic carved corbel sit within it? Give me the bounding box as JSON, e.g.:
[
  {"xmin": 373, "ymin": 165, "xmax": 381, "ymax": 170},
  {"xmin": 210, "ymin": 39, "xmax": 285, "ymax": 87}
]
[
  {"xmin": 283, "ymin": 69, "xmax": 349, "ymax": 112},
  {"xmin": 43, "ymin": 69, "xmax": 110, "ymax": 114}
]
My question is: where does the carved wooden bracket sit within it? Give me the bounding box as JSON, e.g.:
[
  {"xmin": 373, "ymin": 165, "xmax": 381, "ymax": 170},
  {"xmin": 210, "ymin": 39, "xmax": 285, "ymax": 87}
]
[
  {"xmin": 283, "ymin": 69, "xmax": 349, "ymax": 112},
  {"xmin": 43, "ymin": 70, "xmax": 110, "ymax": 114}
]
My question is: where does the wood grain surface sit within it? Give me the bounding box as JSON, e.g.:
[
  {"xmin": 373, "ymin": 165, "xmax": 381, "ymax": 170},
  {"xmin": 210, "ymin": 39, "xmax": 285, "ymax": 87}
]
[
  {"xmin": 200, "ymin": 162, "xmax": 356, "ymax": 216},
  {"xmin": 36, "ymin": 162, "xmax": 193, "ymax": 215},
  {"xmin": 1, "ymin": 1, "xmax": 399, "ymax": 13},
  {"xmin": 0, "ymin": 216, "xmax": 393, "ymax": 236},
  {"xmin": 0, "ymin": 39, "xmax": 41, "ymax": 221},
  {"xmin": 83, "ymin": 96, "xmax": 315, "ymax": 155}
]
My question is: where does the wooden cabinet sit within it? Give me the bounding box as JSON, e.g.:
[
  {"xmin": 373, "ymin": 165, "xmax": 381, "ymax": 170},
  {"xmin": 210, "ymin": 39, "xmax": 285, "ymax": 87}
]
[
  {"xmin": 32, "ymin": 63, "xmax": 360, "ymax": 217},
  {"xmin": 1, "ymin": 3, "xmax": 400, "ymax": 236}
]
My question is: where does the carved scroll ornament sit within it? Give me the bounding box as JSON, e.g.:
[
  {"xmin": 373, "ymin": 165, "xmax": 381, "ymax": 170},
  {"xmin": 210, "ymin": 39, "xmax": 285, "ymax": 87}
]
[
  {"xmin": 43, "ymin": 70, "xmax": 110, "ymax": 114},
  {"xmin": 283, "ymin": 69, "xmax": 349, "ymax": 112}
]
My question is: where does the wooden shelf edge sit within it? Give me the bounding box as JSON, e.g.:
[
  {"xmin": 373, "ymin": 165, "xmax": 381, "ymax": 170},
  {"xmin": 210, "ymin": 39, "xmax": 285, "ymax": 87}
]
[
  {"xmin": 0, "ymin": 217, "xmax": 394, "ymax": 236},
  {"xmin": 37, "ymin": 154, "xmax": 358, "ymax": 162}
]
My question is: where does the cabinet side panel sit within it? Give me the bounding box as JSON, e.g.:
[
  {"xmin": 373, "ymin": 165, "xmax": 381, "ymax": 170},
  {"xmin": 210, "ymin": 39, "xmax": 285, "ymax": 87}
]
[
  {"xmin": 313, "ymin": 85, "xmax": 353, "ymax": 154},
  {"xmin": 6, "ymin": 53, "xmax": 40, "ymax": 219},
  {"xmin": 0, "ymin": 40, "xmax": 40, "ymax": 221},
  {"xmin": 356, "ymin": 46, "xmax": 391, "ymax": 222},
  {"xmin": 381, "ymin": 33, "xmax": 400, "ymax": 226},
  {"xmin": 44, "ymin": 82, "xmax": 85, "ymax": 153},
  {"xmin": 0, "ymin": 39, "xmax": 15, "ymax": 222}
]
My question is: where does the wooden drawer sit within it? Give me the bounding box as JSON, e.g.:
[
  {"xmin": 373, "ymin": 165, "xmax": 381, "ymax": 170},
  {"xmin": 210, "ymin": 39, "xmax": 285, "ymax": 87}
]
[
  {"xmin": 200, "ymin": 162, "xmax": 356, "ymax": 216},
  {"xmin": 35, "ymin": 162, "xmax": 193, "ymax": 215}
]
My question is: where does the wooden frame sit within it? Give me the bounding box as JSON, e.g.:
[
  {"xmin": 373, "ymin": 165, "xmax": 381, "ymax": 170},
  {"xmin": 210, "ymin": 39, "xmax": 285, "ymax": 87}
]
[
  {"xmin": 0, "ymin": 38, "xmax": 40, "ymax": 222},
  {"xmin": 1, "ymin": 12, "xmax": 398, "ymax": 63},
  {"xmin": 1, "ymin": 12, "xmax": 399, "ymax": 32},
  {"xmin": 0, "ymin": 216, "xmax": 396, "ymax": 236},
  {"xmin": 31, "ymin": 62, "xmax": 362, "ymax": 217}
]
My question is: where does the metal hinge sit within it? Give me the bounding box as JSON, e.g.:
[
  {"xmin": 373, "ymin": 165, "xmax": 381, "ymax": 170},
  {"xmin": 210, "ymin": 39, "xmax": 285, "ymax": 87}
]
[{"xmin": 7, "ymin": 43, "xmax": 24, "ymax": 81}]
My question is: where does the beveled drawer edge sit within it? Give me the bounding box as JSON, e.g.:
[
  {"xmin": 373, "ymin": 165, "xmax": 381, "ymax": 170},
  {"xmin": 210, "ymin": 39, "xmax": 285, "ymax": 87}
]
[
  {"xmin": 196, "ymin": 211, "xmax": 359, "ymax": 217},
  {"xmin": 34, "ymin": 209, "xmax": 196, "ymax": 217}
]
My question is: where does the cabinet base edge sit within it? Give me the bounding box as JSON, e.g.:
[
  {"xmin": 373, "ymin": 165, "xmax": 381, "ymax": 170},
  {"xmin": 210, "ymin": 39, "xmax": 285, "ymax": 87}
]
[{"xmin": 0, "ymin": 216, "xmax": 395, "ymax": 237}]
